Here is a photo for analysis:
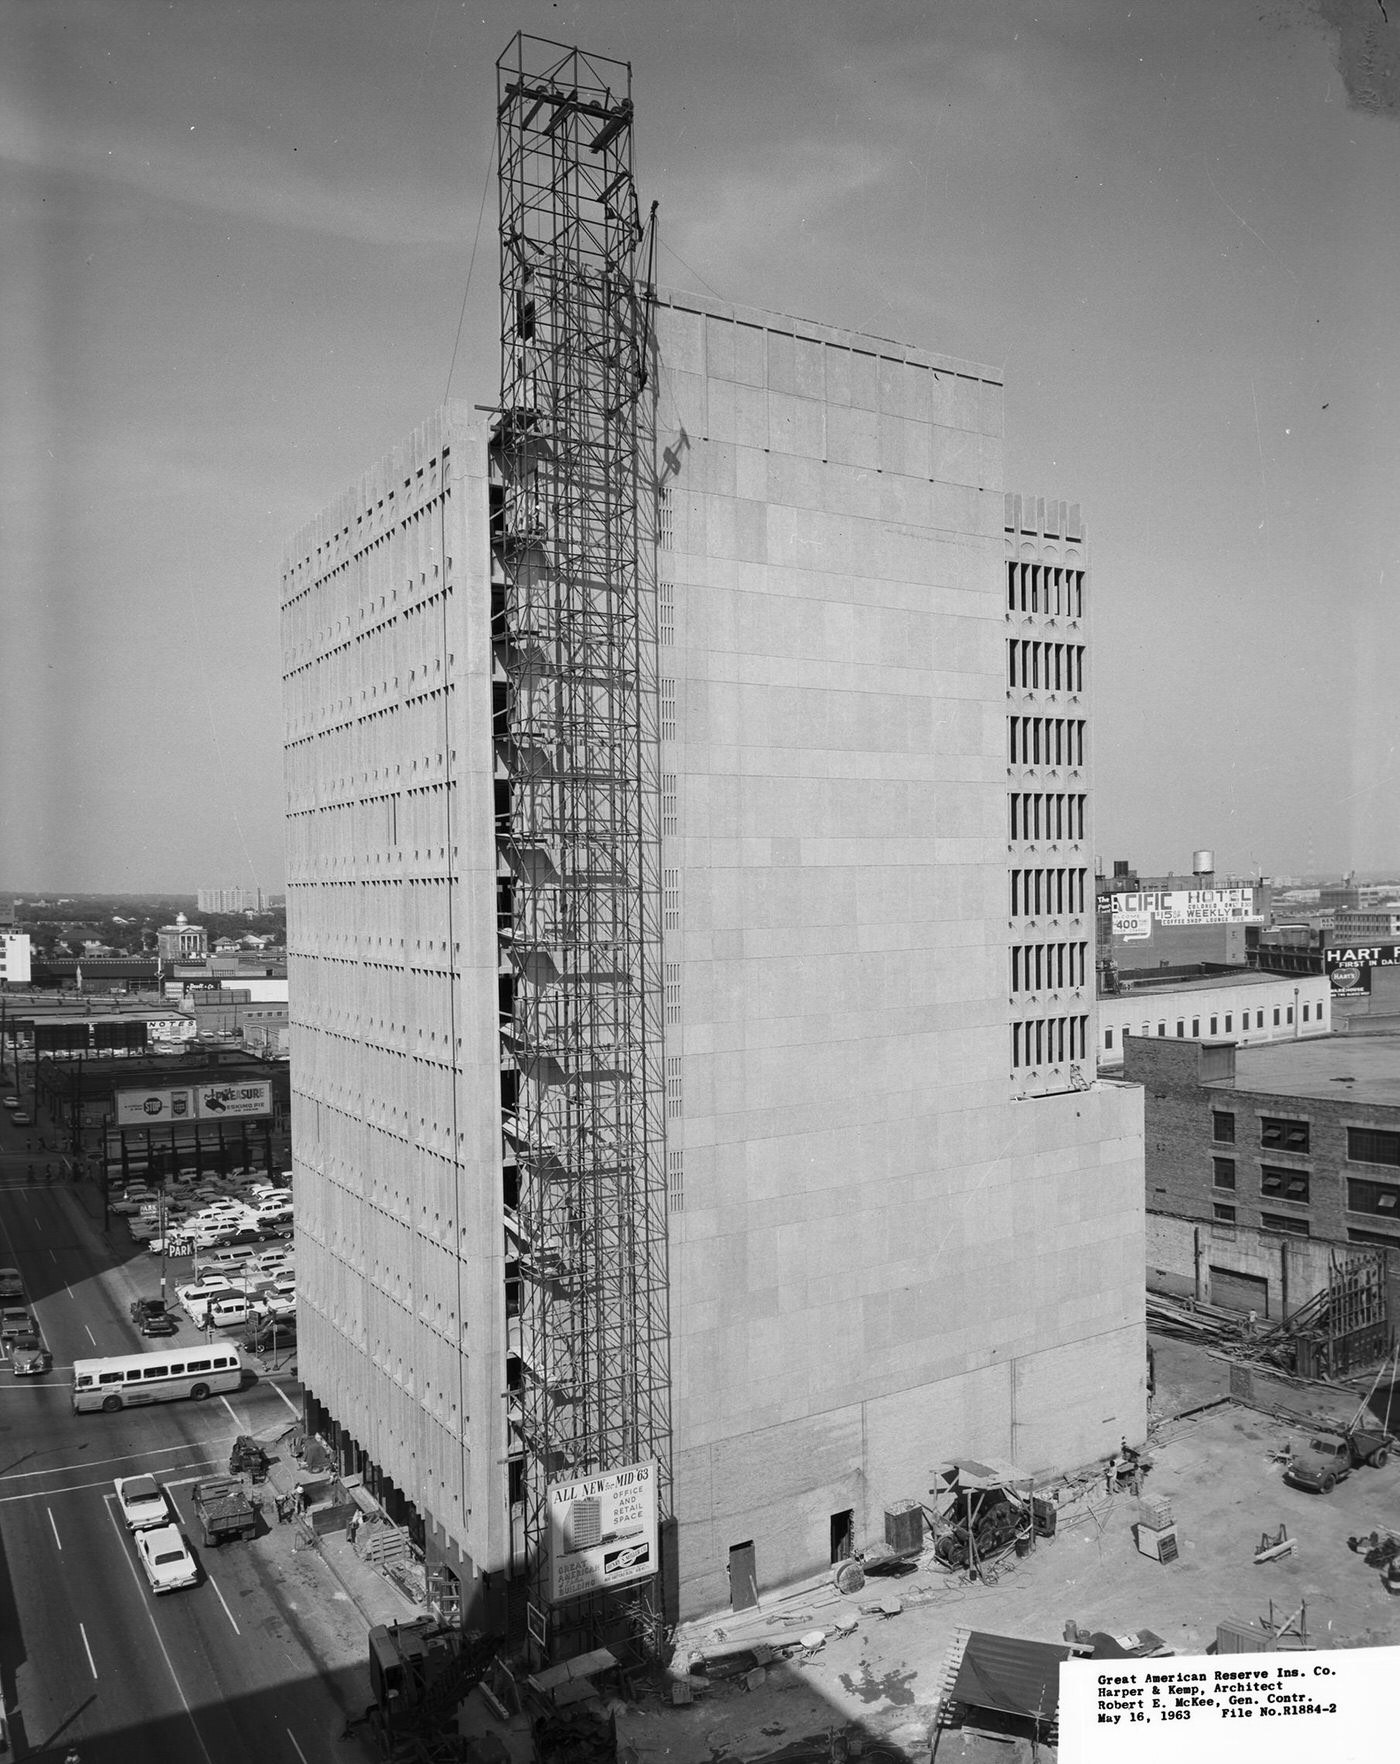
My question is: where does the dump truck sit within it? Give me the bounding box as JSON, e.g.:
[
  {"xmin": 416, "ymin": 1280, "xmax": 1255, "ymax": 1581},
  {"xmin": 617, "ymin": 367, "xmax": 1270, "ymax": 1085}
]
[
  {"xmin": 191, "ymin": 1475, "xmax": 258, "ymax": 1544},
  {"xmin": 1286, "ymin": 1423, "xmax": 1393, "ymax": 1493}
]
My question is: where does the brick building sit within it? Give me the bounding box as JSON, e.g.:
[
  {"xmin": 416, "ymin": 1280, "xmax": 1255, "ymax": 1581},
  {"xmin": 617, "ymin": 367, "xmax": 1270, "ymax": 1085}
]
[{"xmin": 1124, "ymin": 1032, "xmax": 1400, "ymax": 1325}]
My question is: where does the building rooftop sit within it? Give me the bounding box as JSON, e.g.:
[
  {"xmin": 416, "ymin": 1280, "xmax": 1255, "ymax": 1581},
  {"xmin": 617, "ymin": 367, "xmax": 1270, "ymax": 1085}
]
[
  {"xmin": 1203, "ymin": 1032, "xmax": 1400, "ymax": 1108},
  {"xmin": 1115, "ymin": 967, "xmax": 1305, "ymax": 996}
]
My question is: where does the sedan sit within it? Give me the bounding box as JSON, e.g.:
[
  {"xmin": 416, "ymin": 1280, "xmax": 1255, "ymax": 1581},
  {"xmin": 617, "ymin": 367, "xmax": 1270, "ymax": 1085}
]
[
  {"xmin": 10, "ymin": 1333, "xmax": 48, "ymax": 1375},
  {"xmin": 0, "ymin": 1268, "xmax": 24, "ymax": 1301},
  {"xmin": 1, "ymin": 1309, "xmax": 35, "ymax": 1348},
  {"xmin": 115, "ymin": 1474, "xmax": 169, "ymax": 1530},
  {"xmin": 111, "ymin": 1190, "xmax": 158, "ymax": 1215},
  {"xmin": 9, "ymin": 1111, "xmax": 32, "ymax": 1128},
  {"xmin": 135, "ymin": 1523, "xmax": 198, "ymax": 1593},
  {"xmin": 1, "ymin": 1096, "xmax": 20, "ymax": 1110},
  {"xmin": 174, "ymin": 1277, "xmax": 237, "ymax": 1310}
]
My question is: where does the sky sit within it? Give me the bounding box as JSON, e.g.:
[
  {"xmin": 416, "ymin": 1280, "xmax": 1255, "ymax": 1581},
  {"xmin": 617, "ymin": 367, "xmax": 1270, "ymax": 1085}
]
[{"xmin": 3, "ymin": 0, "xmax": 1398, "ymax": 892}]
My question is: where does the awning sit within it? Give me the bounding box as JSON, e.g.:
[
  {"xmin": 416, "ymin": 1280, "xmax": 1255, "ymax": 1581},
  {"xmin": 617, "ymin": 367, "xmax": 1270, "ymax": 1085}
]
[{"xmin": 951, "ymin": 1630, "xmax": 1073, "ymax": 1724}]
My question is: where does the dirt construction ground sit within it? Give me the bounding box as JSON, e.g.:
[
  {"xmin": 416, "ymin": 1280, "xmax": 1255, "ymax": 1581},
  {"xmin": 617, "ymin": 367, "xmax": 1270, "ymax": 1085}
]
[{"xmin": 617, "ymin": 1334, "xmax": 1400, "ymax": 1762}]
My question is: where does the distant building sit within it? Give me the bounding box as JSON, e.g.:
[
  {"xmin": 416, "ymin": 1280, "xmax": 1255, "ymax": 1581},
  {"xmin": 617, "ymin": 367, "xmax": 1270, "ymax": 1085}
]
[
  {"xmin": 1098, "ymin": 967, "xmax": 1330, "ymax": 1069},
  {"xmin": 1097, "ymin": 853, "xmax": 1270, "ymax": 972},
  {"xmin": 1332, "ymin": 905, "xmax": 1400, "ymax": 942},
  {"xmin": 2, "ymin": 932, "xmax": 31, "ymax": 985},
  {"xmin": 197, "ymin": 886, "xmax": 268, "ymax": 913},
  {"xmin": 156, "ymin": 912, "xmax": 207, "ymax": 963}
]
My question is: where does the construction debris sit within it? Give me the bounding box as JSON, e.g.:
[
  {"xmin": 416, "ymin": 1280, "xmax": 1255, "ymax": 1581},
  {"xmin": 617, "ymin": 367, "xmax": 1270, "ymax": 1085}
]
[{"xmin": 1253, "ymin": 1523, "xmax": 1294, "ymax": 1564}]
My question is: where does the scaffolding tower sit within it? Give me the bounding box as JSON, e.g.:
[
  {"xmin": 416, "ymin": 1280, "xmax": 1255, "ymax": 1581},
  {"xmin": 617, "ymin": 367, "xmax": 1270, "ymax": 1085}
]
[{"xmin": 492, "ymin": 34, "xmax": 669, "ymax": 1656}]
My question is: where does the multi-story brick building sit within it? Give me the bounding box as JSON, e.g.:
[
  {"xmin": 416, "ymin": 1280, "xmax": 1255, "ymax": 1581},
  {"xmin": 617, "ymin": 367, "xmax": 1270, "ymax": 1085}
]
[{"xmin": 1124, "ymin": 1032, "xmax": 1400, "ymax": 1325}]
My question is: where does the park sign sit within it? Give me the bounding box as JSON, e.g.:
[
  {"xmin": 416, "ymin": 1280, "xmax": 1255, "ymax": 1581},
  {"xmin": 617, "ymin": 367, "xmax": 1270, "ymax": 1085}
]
[
  {"xmin": 114, "ymin": 1081, "xmax": 273, "ymax": 1126},
  {"xmin": 546, "ymin": 1459, "xmax": 657, "ymax": 1604}
]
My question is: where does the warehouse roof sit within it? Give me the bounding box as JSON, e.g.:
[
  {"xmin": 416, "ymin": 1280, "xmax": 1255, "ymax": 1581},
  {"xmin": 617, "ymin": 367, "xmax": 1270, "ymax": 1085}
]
[{"xmin": 1203, "ymin": 1033, "xmax": 1400, "ymax": 1108}]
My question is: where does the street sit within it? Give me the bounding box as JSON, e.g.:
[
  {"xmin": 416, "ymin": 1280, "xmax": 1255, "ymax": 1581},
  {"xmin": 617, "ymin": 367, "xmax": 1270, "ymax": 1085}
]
[{"xmin": 0, "ymin": 1099, "xmax": 367, "ymax": 1764}]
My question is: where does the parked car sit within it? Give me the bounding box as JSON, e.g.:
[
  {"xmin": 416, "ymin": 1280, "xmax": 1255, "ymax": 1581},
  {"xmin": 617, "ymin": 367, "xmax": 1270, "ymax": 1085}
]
[
  {"xmin": 135, "ymin": 1522, "xmax": 198, "ymax": 1593},
  {"xmin": 10, "ymin": 1332, "xmax": 48, "ymax": 1375},
  {"xmin": 0, "ymin": 1268, "xmax": 24, "ymax": 1301},
  {"xmin": 130, "ymin": 1298, "xmax": 179, "ymax": 1337},
  {"xmin": 175, "ymin": 1276, "xmax": 238, "ymax": 1310},
  {"xmin": 1, "ymin": 1095, "xmax": 21, "ymax": 1111},
  {"xmin": 111, "ymin": 1189, "xmax": 158, "ymax": 1215},
  {"xmin": 192, "ymin": 1294, "xmax": 261, "ymax": 1330},
  {"xmin": 244, "ymin": 1314, "xmax": 297, "ymax": 1355},
  {"xmin": 1, "ymin": 1309, "xmax": 35, "ymax": 1349},
  {"xmin": 9, "ymin": 1111, "xmax": 31, "ymax": 1128},
  {"xmin": 115, "ymin": 1474, "xmax": 169, "ymax": 1530}
]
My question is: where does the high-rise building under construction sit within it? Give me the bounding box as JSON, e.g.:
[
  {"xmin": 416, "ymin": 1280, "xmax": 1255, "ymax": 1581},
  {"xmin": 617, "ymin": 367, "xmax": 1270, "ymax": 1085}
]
[{"xmin": 281, "ymin": 36, "xmax": 1144, "ymax": 1642}]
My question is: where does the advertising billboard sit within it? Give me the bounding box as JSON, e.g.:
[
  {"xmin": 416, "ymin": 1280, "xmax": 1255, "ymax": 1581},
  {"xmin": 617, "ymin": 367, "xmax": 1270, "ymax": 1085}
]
[
  {"xmin": 113, "ymin": 1080, "xmax": 272, "ymax": 1126},
  {"xmin": 546, "ymin": 1459, "xmax": 657, "ymax": 1604},
  {"xmin": 1110, "ymin": 887, "xmax": 1260, "ymax": 934},
  {"xmin": 1325, "ymin": 945, "xmax": 1400, "ymax": 999}
]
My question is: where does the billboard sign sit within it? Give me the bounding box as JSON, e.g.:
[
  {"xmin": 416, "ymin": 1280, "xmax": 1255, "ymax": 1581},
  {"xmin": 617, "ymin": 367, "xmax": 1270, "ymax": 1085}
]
[
  {"xmin": 1325, "ymin": 945, "xmax": 1400, "ymax": 999},
  {"xmin": 547, "ymin": 1459, "xmax": 657, "ymax": 1604},
  {"xmin": 1110, "ymin": 887, "xmax": 1261, "ymax": 932},
  {"xmin": 114, "ymin": 1081, "xmax": 272, "ymax": 1125},
  {"xmin": 196, "ymin": 1081, "xmax": 272, "ymax": 1118}
]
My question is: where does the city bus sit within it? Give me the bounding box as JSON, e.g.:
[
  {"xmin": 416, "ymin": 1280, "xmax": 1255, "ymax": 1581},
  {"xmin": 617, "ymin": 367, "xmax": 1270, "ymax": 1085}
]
[{"xmin": 71, "ymin": 1347, "xmax": 244, "ymax": 1413}]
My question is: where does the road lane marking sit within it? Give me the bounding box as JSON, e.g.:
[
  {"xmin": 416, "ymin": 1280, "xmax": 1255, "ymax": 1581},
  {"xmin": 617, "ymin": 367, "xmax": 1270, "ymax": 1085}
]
[
  {"xmin": 0, "ymin": 1436, "xmax": 242, "ymax": 1482},
  {"xmin": 219, "ymin": 1393, "xmax": 256, "ymax": 1434},
  {"xmin": 84, "ymin": 1326, "xmax": 96, "ymax": 1346},
  {"xmin": 47, "ymin": 1505, "xmax": 62, "ymax": 1549},
  {"xmin": 2, "ymin": 1461, "xmax": 220, "ymax": 1504},
  {"xmin": 287, "ymin": 1730, "xmax": 310, "ymax": 1764},
  {"xmin": 268, "ymin": 1378, "xmax": 301, "ymax": 1420},
  {"xmin": 79, "ymin": 1620, "xmax": 97, "ymax": 1678},
  {"xmin": 209, "ymin": 1572, "xmax": 242, "ymax": 1635},
  {"xmin": 103, "ymin": 1498, "xmax": 217, "ymax": 1764}
]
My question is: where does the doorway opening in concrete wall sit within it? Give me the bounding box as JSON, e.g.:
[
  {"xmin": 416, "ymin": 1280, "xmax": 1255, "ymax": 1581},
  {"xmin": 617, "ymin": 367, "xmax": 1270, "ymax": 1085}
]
[
  {"xmin": 728, "ymin": 1541, "xmax": 757, "ymax": 1611},
  {"xmin": 830, "ymin": 1509, "xmax": 854, "ymax": 1563}
]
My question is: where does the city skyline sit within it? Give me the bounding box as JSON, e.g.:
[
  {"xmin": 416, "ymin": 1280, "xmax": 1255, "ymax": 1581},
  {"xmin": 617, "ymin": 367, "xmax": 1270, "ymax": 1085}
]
[{"xmin": 4, "ymin": 0, "xmax": 1399, "ymax": 889}]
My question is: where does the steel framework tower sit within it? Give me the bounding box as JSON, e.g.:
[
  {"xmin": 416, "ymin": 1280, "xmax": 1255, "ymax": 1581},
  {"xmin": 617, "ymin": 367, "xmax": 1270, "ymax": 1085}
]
[{"xmin": 492, "ymin": 34, "xmax": 669, "ymax": 1652}]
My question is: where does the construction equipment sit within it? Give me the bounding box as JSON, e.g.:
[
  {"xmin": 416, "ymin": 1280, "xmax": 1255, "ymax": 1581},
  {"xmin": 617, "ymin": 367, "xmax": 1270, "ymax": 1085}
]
[
  {"xmin": 228, "ymin": 1435, "xmax": 269, "ymax": 1482},
  {"xmin": 494, "ymin": 33, "xmax": 669, "ymax": 1659},
  {"xmin": 363, "ymin": 1620, "xmax": 497, "ymax": 1758},
  {"xmin": 1253, "ymin": 1523, "xmax": 1294, "ymax": 1564},
  {"xmin": 1284, "ymin": 1345, "xmax": 1397, "ymax": 1492},
  {"xmin": 191, "ymin": 1475, "xmax": 258, "ymax": 1546},
  {"xmin": 830, "ymin": 1501, "xmax": 926, "ymax": 1592}
]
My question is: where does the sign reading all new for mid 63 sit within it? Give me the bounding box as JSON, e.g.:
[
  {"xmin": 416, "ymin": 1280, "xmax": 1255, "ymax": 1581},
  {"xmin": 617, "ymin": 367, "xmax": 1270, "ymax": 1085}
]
[
  {"xmin": 113, "ymin": 1082, "xmax": 273, "ymax": 1126},
  {"xmin": 547, "ymin": 1459, "xmax": 657, "ymax": 1604}
]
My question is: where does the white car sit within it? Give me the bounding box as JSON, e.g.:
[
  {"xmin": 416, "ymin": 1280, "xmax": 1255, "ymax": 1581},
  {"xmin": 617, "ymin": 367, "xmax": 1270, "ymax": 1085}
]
[
  {"xmin": 175, "ymin": 1276, "xmax": 238, "ymax": 1310},
  {"xmin": 115, "ymin": 1474, "xmax": 169, "ymax": 1530},
  {"xmin": 136, "ymin": 1522, "xmax": 198, "ymax": 1593}
]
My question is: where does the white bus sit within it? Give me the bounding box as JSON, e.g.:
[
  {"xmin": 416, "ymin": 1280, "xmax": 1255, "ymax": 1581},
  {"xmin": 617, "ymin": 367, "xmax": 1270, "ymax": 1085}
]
[{"xmin": 72, "ymin": 1347, "xmax": 244, "ymax": 1413}]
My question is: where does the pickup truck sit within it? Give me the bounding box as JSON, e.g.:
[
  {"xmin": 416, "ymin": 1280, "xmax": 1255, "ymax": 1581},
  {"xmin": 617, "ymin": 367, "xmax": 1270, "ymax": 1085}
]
[
  {"xmin": 191, "ymin": 1476, "xmax": 259, "ymax": 1545},
  {"xmin": 1286, "ymin": 1423, "xmax": 1394, "ymax": 1493}
]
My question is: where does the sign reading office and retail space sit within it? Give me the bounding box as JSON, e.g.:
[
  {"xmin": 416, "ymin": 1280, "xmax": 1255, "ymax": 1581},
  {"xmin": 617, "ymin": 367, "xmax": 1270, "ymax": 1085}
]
[
  {"xmin": 113, "ymin": 1081, "xmax": 273, "ymax": 1126},
  {"xmin": 546, "ymin": 1459, "xmax": 657, "ymax": 1603}
]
